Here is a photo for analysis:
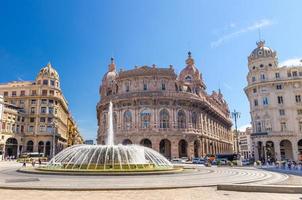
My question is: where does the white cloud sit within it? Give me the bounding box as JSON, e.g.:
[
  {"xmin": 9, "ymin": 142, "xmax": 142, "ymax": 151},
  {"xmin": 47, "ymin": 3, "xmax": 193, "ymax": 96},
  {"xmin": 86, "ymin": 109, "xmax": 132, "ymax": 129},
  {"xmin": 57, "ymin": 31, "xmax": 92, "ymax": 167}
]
[
  {"xmin": 238, "ymin": 124, "xmax": 251, "ymax": 132},
  {"xmin": 279, "ymin": 58, "xmax": 302, "ymax": 67},
  {"xmin": 211, "ymin": 19, "xmax": 274, "ymax": 48}
]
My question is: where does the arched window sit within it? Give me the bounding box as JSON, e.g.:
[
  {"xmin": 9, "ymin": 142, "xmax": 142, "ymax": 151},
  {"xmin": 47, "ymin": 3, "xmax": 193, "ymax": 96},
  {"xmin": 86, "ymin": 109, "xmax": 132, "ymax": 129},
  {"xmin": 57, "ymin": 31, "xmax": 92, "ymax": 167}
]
[
  {"xmin": 177, "ymin": 110, "xmax": 186, "ymax": 129},
  {"xmin": 113, "ymin": 112, "xmax": 117, "ymax": 131},
  {"xmin": 192, "ymin": 112, "xmax": 198, "ymax": 129},
  {"xmin": 141, "ymin": 109, "xmax": 151, "ymax": 129},
  {"xmin": 160, "ymin": 109, "xmax": 169, "ymax": 129},
  {"xmin": 124, "ymin": 110, "xmax": 132, "ymax": 130},
  {"xmin": 38, "ymin": 141, "xmax": 44, "ymax": 154},
  {"xmin": 185, "ymin": 75, "xmax": 192, "ymax": 82}
]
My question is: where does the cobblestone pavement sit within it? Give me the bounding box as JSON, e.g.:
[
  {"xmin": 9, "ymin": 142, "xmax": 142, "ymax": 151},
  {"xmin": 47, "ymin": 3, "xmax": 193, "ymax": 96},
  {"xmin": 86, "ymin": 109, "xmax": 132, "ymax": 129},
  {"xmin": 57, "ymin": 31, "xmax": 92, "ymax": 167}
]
[
  {"xmin": 0, "ymin": 162, "xmax": 289, "ymax": 189},
  {"xmin": 0, "ymin": 187, "xmax": 301, "ymax": 200}
]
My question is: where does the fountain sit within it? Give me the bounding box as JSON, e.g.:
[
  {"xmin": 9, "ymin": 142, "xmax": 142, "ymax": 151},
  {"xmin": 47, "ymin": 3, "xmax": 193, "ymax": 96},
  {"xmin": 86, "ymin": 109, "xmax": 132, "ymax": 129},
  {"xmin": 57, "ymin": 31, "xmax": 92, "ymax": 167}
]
[{"xmin": 37, "ymin": 102, "xmax": 176, "ymax": 174}]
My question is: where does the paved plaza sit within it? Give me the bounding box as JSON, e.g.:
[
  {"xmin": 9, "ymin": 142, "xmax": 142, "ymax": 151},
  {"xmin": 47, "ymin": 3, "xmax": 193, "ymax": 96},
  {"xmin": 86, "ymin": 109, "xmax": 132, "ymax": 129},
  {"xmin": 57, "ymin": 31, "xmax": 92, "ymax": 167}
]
[{"xmin": 0, "ymin": 161, "xmax": 302, "ymax": 199}]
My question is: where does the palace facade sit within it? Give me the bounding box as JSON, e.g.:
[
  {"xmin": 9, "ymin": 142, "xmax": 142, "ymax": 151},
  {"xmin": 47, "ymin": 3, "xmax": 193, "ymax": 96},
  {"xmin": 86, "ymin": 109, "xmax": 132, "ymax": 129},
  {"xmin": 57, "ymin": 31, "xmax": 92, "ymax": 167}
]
[
  {"xmin": 97, "ymin": 53, "xmax": 233, "ymax": 159},
  {"xmin": 245, "ymin": 41, "xmax": 302, "ymax": 162},
  {"xmin": 0, "ymin": 63, "xmax": 83, "ymax": 159}
]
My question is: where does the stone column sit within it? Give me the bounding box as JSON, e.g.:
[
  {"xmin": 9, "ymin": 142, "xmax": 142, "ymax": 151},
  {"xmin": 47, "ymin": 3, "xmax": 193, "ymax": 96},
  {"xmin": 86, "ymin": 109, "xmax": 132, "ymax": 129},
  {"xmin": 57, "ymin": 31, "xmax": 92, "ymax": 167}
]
[
  {"xmin": 171, "ymin": 139, "xmax": 178, "ymax": 159},
  {"xmin": 274, "ymin": 140, "xmax": 281, "ymax": 161},
  {"xmin": 188, "ymin": 141, "xmax": 194, "ymax": 160},
  {"xmin": 292, "ymin": 140, "xmax": 299, "ymax": 162}
]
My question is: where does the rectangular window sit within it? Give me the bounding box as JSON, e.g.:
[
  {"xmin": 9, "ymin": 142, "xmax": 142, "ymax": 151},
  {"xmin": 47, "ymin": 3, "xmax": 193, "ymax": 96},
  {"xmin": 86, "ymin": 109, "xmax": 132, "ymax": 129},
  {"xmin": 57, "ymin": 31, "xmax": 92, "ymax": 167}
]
[
  {"xmin": 263, "ymin": 97, "xmax": 269, "ymax": 105},
  {"xmin": 49, "ymin": 99, "xmax": 54, "ymax": 105},
  {"xmin": 275, "ymin": 73, "xmax": 280, "ymax": 79},
  {"xmin": 40, "ymin": 117, "xmax": 46, "ymax": 123},
  {"xmin": 252, "ymin": 77, "xmax": 256, "ymax": 82},
  {"xmin": 20, "ymin": 90, "xmax": 25, "ymax": 96},
  {"xmin": 43, "ymin": 80, "xmax": 48, "ymax": 85},
  {"xmin": 293, "ymin": 71, "xmax": 298, "ymax": 77},
  {"xmin": 41, "ymin": 107, "xmax": 47, "ymax": 114},
  {"xmin": 28, "ymin": 126, "xmax": 34, "ymax": 132},
  {"xmin": 279, "ymin": 109, "xmax": 285, "ymax": 116},
  {"xmin": 276, "ymin": 84, "xmax": 282, "ymax": 90},
  {"xmin": 31, "ymin": 90, "xmax": 37, "ymax": 96},
  {"xmin": 278, "ymin": 96, "xmax": 284, "ymax": 104},
  {"xmin": 40, "ymin": 125, "xmax": 46, "ymax": 132},
  {"xmin": 162, "ymin": 83, "xmax": 166, "ymax": 91},
  {"xmin": 260, "ymin": 74, "xmax": 265, "ymax": 80},
  {"xmin": 143, "ymin": 83, "xmax": 148, "ymax": 91},
  {"xmin": 288, "ymin": 72, "xmax": 292, "ymax": 77},
  {"xmin": 31, "ymin": 99, "xmax": 36, "ymax": 105},
  {"xmin": 30, "ymin": 107, "xmax": 35, "ymax": 114},
  {"xmin": 30, "ymin": 117, "xmax": 35, "ymax": 123},
  {"xmin": 12, "ymin": 91, "xmax": 16, "ymax": 96},
  {"xmin": 42, "ymin": 90, "xmax": 47, "ymax": 96},
  {"xmin": 3, "ymin": 91, "xmax": 8, "ymax": 97},
  {"xmin": 49, "ymin": 90, "xmax": 54, "ymax": 96},
  {"xmin": 50, "ymin": 80, "xmax": 55, "ymax": 86},
  {"xmin": 296, "ymin": 95, "xmax": 301, "ymax": 103},
  {"xmin": 41, "ymin": 99, "xmax": 47, "ymax": 104},
  {"xmin": 125, "ymin": 84, "xmax": 130, "ymax": 92},
  {"xmin": 48, "ymin": 107, "xmax": 54, "ymax": 114},
  {"xmin": 47, "ymin": 118, "xmax": 53, "ymax": 123},
  {"xmin": 47, "ymin": 126, "xmax": 53, "ymax": 133},
  {"xmin": 254, "ymin": 99, "xmax": 258, "ymax": 106},
  {"xmin": 281, "ymin": 122, "xmax": 287, "ymax": 131}
]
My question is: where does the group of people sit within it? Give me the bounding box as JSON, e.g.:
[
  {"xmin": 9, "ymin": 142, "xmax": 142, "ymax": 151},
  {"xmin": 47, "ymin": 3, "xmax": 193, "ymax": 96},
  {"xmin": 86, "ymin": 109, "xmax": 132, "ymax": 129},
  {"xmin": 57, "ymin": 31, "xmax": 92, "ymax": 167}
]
[{"xmin": 22, "ymin": 158, "xmax": 42, "ymax": 167}]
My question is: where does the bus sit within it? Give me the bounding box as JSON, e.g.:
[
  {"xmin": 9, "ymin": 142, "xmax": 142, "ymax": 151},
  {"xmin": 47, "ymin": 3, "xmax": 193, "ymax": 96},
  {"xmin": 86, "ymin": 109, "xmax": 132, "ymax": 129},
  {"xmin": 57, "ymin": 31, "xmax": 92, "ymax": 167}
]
[
  {"xmin": 216, "ymin": 153, "xmax": 238, "ymax": 161},
  {"xmin": 17, "ymin": 152, "xmax": 48, "ymax": 162}
]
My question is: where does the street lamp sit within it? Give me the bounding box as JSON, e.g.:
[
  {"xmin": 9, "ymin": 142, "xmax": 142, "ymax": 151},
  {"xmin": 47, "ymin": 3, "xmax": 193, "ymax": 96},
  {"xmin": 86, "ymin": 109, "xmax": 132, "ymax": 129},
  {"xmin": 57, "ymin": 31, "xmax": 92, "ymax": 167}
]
[{"xmin": 231, "ymin": 109, "xmax": 240, "ymax": 155}]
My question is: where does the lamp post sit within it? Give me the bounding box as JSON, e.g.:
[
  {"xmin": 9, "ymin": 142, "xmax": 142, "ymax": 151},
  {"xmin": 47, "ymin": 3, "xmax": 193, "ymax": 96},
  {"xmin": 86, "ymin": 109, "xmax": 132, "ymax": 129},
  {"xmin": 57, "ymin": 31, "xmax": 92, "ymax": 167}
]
[{"xmin": 231, "ymin": 109, "xmax": 240, "ymax": 155}]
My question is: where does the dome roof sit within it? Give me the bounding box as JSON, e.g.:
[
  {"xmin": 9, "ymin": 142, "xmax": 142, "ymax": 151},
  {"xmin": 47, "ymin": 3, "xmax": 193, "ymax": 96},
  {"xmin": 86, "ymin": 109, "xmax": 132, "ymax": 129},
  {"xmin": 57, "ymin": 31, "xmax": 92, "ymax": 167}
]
[
  {"xmin": 37, "ymin": 62, "xmax": 59, "ymax": 80},
  {"xmin": 179, "ymin": 52, "xmax": 201, "ymax": 82},
  {"xmin": 102, "ymin": 58, "xmax": 117, "ymax": 84},
  {"xmin": 248, "ymin": 40, "xmax": 276, "ymax": 61}
]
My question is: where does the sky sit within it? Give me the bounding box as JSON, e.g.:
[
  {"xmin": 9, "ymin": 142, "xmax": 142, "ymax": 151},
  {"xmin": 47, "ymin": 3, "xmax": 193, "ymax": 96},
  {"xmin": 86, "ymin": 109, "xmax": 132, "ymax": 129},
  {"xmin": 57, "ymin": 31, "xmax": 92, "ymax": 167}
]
[{"xmin": 1, "ymin": 0, "xmax": 302, "ymax": 140}]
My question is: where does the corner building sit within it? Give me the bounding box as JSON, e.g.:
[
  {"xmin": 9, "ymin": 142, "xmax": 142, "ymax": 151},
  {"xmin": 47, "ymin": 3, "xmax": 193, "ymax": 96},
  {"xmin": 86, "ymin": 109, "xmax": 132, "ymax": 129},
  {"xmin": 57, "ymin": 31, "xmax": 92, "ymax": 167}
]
[
  {"xmin": 245, "ymin": 41, "xmax": 302, "ymax": 162},
  {"xmin": 0, "ymin": 63, "xmax": 83, "ymax": 158},
  {"xmin": 97, "ymin": 53, "xmax": 233, "ymax": 159}
]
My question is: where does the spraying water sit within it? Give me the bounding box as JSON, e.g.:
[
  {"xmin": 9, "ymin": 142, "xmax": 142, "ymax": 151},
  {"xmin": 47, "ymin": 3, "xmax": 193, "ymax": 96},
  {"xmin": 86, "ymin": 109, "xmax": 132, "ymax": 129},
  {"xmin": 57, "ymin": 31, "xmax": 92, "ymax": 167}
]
[{"xmin": 106, "ymin": 101, "xmax": 114, "ymax": 146}]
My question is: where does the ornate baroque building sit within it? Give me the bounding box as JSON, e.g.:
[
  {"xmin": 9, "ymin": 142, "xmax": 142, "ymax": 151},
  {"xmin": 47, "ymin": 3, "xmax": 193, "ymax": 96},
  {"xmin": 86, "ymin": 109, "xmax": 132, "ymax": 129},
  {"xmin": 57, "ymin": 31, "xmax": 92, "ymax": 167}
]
[
  {"xmin": 97, "ymin": 53, "xmax": 233, "ymax": 159},
  {"xmin": 245, "ymin": 41, "xmax": 302, "ymax": 162},
  {"xmin": 0, "ymin": 63, "xmax": 83, "ymax": 159}
]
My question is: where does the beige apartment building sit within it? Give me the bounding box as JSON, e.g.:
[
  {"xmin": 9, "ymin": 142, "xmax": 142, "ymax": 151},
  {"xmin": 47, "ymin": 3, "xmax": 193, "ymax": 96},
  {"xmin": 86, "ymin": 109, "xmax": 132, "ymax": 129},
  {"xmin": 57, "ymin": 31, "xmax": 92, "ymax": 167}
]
[
  {"xmin": 245, "ymin": 40, "xmax": 302, "ymax": 162},
  {"xmin": 97, "ymin": 53, "xmax": 234, "ymax": 159},
  {"xmin": 0, "ymin": 63, "xmax": 83, "ymax": 159}
]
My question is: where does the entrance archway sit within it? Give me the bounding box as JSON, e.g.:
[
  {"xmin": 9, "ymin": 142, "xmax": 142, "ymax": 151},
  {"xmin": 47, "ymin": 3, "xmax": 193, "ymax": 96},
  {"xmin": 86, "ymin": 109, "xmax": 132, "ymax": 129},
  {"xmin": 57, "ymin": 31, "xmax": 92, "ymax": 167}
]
[
  {"xmin": 178, "ymin": 139, "xmax": 188, "ymax": 158},
  {"xmin": 280, "ymin": 140, "xmax": 293, "ymax": 161},
  {"xmin": 140, "ymin": 138, "xmax": 152, "ymax": 148},
  {"xmin": 194, "ymin": 140, "xmax": 200, "ymax": 158},
  {"xmin": 26, "ymin": 141, "xmax": 34, "ymax": 152},
  {"xmin": 298, "ymin": 139, "xmax": 302, "ymax": 161},
  {"xmin": 45, "ymin": 141, "xmax": 51, "ymax": 157},
  {"xmin": 122, "ymin": 139, "xmax": 132, "ymax": 145},
  {"xmin": 38, "ymin": 141, "xmax": 44, "ymax": 155},
  {"xmin": 159, "ymin": 139, "xmax": 171, "ymax": 159},
  {"xmin": 257, "ymin": 141, "xmax": 264, "ymax": 162},
  {"xmin": 5, "ymin": 138, "xmax": 18, "ymax": 157}
]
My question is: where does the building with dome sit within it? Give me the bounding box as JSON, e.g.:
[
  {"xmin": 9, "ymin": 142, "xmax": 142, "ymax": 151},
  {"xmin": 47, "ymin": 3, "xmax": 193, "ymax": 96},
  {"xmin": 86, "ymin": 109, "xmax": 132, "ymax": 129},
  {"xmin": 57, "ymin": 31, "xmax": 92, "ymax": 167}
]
[
  {"xmin": 0, "ymin": 63, "xmax": 83, "ymax": 159},
  {"xmin": 245, "ymin": 40, "xmax": 302, "ymax": 162},
  {"xmin": 97, "ymin": 53, "xmax": 233, "ymax": 159}
]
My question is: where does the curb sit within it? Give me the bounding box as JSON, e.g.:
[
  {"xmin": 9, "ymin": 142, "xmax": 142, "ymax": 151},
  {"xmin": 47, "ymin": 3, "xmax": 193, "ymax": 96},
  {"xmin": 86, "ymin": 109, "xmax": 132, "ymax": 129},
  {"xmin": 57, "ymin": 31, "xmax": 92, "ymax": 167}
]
[{"xmin": 217, "ymin": 184, "xmax": 302, "ymax": 194}]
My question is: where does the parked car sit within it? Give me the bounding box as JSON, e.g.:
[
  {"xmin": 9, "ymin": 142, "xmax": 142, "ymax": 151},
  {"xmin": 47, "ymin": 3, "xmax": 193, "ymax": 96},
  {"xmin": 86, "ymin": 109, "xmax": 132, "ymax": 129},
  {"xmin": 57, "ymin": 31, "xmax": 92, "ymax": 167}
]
[
  {"xmin": 192, "ymin": 158, "xmax": 205, "ymax": 164},
  {"xmin": 242, "ymin": 159, "xmax": 250, "ymax": 166}
]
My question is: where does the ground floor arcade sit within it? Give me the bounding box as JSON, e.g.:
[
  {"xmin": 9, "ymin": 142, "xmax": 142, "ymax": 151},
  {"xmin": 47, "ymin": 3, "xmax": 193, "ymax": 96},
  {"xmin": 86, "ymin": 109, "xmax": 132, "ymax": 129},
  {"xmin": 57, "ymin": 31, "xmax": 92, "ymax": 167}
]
[
  {"xmin": 117, "ymin": 135, "xmax": 233, "ymax": 160},
  {"xmin": 253, "ymin": 136, "xmax": 302, "ymax": 162}
]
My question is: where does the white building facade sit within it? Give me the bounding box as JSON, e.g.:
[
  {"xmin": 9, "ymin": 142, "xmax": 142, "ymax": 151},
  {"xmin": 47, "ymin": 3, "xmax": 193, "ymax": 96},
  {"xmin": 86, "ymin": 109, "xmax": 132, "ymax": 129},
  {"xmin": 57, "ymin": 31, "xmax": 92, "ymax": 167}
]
[
  {"xmin": 245, "ymin": 41, "xmax": 302, "ymax": 162},
  {"xmin": 238, "ymin": 127, "xmax": 253, "ymax": 159}
]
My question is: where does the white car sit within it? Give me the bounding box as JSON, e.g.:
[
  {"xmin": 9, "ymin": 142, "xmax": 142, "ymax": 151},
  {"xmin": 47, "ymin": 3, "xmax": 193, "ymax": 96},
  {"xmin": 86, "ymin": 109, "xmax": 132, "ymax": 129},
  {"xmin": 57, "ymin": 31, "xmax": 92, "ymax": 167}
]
[{"xmin": 171, "ymin": 158, "xmax": 186, "ymax": 164}]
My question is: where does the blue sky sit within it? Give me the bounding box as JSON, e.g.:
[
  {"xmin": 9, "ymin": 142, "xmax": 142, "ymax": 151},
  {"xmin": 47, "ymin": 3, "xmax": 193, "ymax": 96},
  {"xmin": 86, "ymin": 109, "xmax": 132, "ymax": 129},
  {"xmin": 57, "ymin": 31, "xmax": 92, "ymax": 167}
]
[{"xmin": 1, "ymin": 0, "xmax": 302, "ymax": 140}]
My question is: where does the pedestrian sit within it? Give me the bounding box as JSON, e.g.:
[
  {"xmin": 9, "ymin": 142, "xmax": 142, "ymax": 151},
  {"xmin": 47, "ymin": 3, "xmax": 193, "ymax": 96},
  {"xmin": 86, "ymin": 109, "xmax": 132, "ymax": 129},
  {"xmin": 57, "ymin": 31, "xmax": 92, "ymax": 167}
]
[
  {"xmin": 38, "ymin": 158, "xmax": 41, "ymax": 165},
  {"xmin": 31, "ymin": 160, "xmax": 35, "ymax": 167}
]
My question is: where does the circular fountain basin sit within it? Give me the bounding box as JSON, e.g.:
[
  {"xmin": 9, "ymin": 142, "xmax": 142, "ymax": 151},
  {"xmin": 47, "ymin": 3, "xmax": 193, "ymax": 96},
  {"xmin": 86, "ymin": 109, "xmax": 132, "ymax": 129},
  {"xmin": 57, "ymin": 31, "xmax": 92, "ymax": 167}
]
[{"xmin": 36, "ymin": 144, "xmax": 181, "ymax": 175}]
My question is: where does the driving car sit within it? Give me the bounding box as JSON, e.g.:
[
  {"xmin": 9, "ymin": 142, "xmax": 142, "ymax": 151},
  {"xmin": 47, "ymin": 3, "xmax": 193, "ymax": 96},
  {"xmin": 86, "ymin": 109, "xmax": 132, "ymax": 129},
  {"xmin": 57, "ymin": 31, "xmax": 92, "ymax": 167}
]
[{"xmin": 192, "ymin": 158, "xmax": 205, "ymax": 164}]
